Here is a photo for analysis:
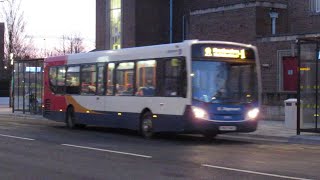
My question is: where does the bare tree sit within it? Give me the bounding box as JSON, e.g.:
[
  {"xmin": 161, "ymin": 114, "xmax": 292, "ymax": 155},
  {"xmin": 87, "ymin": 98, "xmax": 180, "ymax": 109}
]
[
  {"xmin": 70, "ymin": 34, "xmax": 85, "ymax": 53},
  {"xmin": 55, "ymin": 34, "xmax": 85, "ymax": 55},
  {"xmin": 2, "ymin": 0, "xmax": 36, "ymax": 68}
]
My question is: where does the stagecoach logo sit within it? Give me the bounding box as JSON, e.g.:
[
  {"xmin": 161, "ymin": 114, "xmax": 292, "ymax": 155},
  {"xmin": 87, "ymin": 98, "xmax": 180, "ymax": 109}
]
[
  {"xmin": 217, "ymin": 107, "xmax": 241, "ymax": 111},
  {"xmin": 167, "ymin": 49, "xmax": 182, "ymax": 55}
]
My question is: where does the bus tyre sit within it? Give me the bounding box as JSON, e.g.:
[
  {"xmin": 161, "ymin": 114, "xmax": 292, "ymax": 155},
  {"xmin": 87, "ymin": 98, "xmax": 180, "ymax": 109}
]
[
  {"xmin": 66, "ymin": 107, "xmax": 76, "ymax": 129},
  {"xmin": 202, "ymin": 131, "xmax": 217, "ymax": 141},
  {"xmin": 140, "ymin": 112, "xmax": 154, "ymax": 139}
]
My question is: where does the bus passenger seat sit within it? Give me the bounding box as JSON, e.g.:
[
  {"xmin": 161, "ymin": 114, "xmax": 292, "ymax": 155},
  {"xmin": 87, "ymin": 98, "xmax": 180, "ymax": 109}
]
[{"xmin": 144, "ymin": 87, "xmax": 155, "ymax": 96}]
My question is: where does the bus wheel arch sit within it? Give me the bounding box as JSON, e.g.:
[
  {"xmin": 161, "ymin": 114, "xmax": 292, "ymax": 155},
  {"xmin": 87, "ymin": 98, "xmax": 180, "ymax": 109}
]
[
  {"xmin": 140, "ymin": 108, "xmax": 154, "ymax": 139},
  {"xmin": 202, "ymin": 131, "xmax": 218, "ymax": 141}
]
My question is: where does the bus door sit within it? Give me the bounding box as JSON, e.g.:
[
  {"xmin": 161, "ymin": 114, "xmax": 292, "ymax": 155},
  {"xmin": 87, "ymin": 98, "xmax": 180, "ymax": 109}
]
[{"xmin": 94, "ymin": 64, "xmax": 105, "ymax": 111}]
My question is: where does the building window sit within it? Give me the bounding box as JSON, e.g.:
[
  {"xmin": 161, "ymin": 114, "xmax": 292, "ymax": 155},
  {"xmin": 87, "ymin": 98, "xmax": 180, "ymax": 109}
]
[
  {"xmin": 110, "ymin": 0, "xmax": 121, "ymax": 49},
  {"xmin": 311, "ymin": 0, "xmax": 320, "ymax": 13}
]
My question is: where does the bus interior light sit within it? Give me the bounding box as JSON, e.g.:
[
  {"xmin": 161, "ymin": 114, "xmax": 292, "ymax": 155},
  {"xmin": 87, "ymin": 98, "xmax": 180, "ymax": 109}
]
[
  {"xmin": 191, "ymin": 106, "xmax": 209, "ymax": 119},
  {"xmin": 118, "ymin": 112, "xmax": 122, "ymax": 116},
  {"xmin": 152, "ymin": 115, "xmax": 158, "ymax": 118}
]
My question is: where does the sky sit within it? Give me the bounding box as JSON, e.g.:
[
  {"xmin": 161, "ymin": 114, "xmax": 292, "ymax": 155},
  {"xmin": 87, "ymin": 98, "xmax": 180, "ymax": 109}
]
[{"xmin": 19, "ymin": 0, "xmax": 96, "ymax": 52}]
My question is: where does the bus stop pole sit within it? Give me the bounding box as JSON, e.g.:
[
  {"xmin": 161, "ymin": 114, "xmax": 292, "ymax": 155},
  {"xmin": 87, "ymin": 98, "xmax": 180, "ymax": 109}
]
[
  {"xmin": 297, "ymin": 40, "xmax": 301, "ymax": 135},
  {"xmin": 315, "ymin": 43, "xmax": 319, "ymax": 130}
]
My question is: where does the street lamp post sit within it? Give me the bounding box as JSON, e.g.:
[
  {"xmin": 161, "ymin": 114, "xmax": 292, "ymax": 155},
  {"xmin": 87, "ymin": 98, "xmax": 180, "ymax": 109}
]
[{"xmin": 9, "ymin": 52, "xmax": 13, "ymax": 108}]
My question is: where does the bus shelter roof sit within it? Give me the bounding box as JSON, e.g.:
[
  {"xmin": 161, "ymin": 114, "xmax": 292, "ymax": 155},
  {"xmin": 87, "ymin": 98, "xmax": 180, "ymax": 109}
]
[{"xmin": 297, "ymin": 36, "xmax": 320, "ymax": 43}]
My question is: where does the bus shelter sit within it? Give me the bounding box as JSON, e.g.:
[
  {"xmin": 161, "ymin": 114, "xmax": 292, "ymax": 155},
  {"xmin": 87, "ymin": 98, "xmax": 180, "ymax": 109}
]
[
  {"xmin": 297, "ymin": 37, "xmax": 320, "ymax": 134},
  {"xmin": 13, "ymin": 59, "xmax": 44, "ymax": 114}
]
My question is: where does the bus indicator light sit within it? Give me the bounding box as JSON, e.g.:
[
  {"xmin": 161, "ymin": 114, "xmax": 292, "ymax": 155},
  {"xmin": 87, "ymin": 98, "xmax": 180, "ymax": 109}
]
[
  {"xmin": 59, "ymin": 109, "xmax": 63, "ymax": 112},
  {"xmin": 86, "ymin": 110, "xmax": 90, "ymax": 113},
  {"xmin": 204, "ymin": 47, "xmax": 246, "ymax": 59}
]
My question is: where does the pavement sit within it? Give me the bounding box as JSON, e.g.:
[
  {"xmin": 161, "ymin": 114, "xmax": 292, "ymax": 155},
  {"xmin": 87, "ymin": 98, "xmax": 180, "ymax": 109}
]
[{"xmin": 1, "ymin": 97, "xmax": 320, "ymax": 145}]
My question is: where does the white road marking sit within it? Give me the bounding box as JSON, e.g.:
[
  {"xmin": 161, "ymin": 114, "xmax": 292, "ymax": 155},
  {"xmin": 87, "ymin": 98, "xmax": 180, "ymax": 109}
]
[
  {"xmin": 202, "ymin": 164, "xmax": 312, "ymax": 180},
  {"xmin": 0, "ymin": 133, "xmax": 35, "ymax": 141},
  {"xmin": 62, "ymin": 144, "xmax": 152, "ymax": 159}
]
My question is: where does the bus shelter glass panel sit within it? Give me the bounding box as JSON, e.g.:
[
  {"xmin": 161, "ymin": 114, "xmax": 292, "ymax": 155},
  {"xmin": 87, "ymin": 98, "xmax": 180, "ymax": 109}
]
[
  {"xmin": 14, "ymin": 62, "xmax": 22, "ymax": 112},
  {"xmin": 13, "ymin": 59, "xmax": 44, "ymax": 114},
  {"xmin": 13, "ymin": 63, "xmax": 20, "ymax": 110},
  {"xmin": 24, "ymin": 62, "xmax": 31, "ymax": 112},
  {"xmin": 299, "ymin": 43, "xmax": 319, "ymax": 129}
]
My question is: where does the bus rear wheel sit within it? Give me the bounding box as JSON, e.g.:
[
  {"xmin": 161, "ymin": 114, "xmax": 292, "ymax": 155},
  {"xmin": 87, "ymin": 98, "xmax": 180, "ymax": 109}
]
[
  {"xmin": 66, "ymin": 107, "xmax": 76, "ymax": 129},
  {"xmin": 140, "ymin": 112, "xmax": 154, "ymax": 139}
]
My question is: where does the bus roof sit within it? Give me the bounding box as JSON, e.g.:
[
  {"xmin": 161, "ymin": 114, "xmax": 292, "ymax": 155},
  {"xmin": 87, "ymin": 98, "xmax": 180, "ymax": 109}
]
[{"xmin": 44, "ymin": 40, "xmax": 255, "ymax": 65}]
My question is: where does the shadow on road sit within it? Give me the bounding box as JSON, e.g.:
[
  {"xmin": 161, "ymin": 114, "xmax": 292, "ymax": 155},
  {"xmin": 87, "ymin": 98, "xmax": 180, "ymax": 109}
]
[{"xmin": 51, "ymin": 124, "xmax": 254, "ymax": 146}]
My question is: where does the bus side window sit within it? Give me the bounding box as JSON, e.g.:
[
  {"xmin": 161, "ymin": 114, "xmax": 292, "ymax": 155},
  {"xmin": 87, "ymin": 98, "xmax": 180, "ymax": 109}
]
[
  {"xmin": 163, "ymin": 58, "xmax": 185, "ymax": 97},
  {"xmin": 96, "ymin": 64, "xmax": 105, "ymax": 95},
  {"xmin": 56, "ymin": 66, "xmax": 66, "ymax": 94},
  {"xmin": 115, "ymin": 62, "xmax": 134, "ymax": 96},
  {"xmin": 66, "ymin": 66, "xmax": 80, "ymax": 94},
  {"xmin": 81, "ymin": 64, "xmax": 97, "ymax": 95},
  {"xmin": 49, "ymin": 67, "xmax": 57, "ymax": 93},
  {"xmin": 136, "ymin": 60, "xmax": 156, "ymax": 96},
  {"xmin": 106, "ymin": 63, "xmax": 115, "ymax": 95}
]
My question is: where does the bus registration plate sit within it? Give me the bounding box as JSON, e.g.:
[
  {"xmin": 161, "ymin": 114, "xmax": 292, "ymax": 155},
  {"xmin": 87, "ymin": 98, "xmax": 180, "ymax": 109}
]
[{"xmin": 219, "ymin": 126, "xmax": 237, "ymax": 131}]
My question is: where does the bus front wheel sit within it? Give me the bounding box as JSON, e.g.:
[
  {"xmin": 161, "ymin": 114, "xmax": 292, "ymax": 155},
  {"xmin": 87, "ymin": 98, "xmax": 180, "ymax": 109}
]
[
  {"xmin": 202, "ymin": 131, "xmax": 217, "ymax": 141},
  {"xmin": 140, "ymin": 112, "xmax": 154, "ymax": 139}
]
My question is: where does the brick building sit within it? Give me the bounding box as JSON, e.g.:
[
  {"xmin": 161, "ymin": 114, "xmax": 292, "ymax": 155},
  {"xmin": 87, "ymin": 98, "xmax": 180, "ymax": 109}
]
[{"xmin": 96, "ymin": 0, "xmax": 320, "ymax": 105}]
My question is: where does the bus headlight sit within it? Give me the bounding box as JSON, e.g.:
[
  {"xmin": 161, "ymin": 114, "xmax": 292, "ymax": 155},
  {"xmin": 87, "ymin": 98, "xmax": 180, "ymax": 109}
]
[
  {"xmin": 191, "ymin": 106, "xmax": 209, "ymax": 119},
  {"xmin": 246, "ymin": 108, "xmax": 259, "ymax": 120}
]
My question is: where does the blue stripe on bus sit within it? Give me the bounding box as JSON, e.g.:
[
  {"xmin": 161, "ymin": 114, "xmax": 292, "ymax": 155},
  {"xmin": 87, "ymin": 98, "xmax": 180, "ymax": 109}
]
[
  {"xmin": 44, "ymin": 111, "xmax": 185, "ymax": 132},
  {"xmin": 43, "ymin": 108, "xmax": 257, "ymax": 134}
]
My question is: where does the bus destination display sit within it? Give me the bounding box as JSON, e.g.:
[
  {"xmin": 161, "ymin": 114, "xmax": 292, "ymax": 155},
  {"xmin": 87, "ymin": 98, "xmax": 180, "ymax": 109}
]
[{"xmin": 192, "ymin": 44, "xmax": 255, "ymax": 60}]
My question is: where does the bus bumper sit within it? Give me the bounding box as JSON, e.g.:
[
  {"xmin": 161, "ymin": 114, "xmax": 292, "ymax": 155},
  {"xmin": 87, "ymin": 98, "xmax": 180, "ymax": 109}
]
[
  {"xmin": 183, "ymin": 106, "xmax": 258, "ymax": 134},
  {"xmin": 188, "ymin": 119, "xmax": 258, "ymax": 134}
]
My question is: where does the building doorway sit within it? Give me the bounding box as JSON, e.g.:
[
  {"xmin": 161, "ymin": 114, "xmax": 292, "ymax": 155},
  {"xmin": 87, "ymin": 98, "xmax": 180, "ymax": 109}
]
[{"xmin": 283, "ymin": 57, "xmax": 298, "ymax": 91}]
